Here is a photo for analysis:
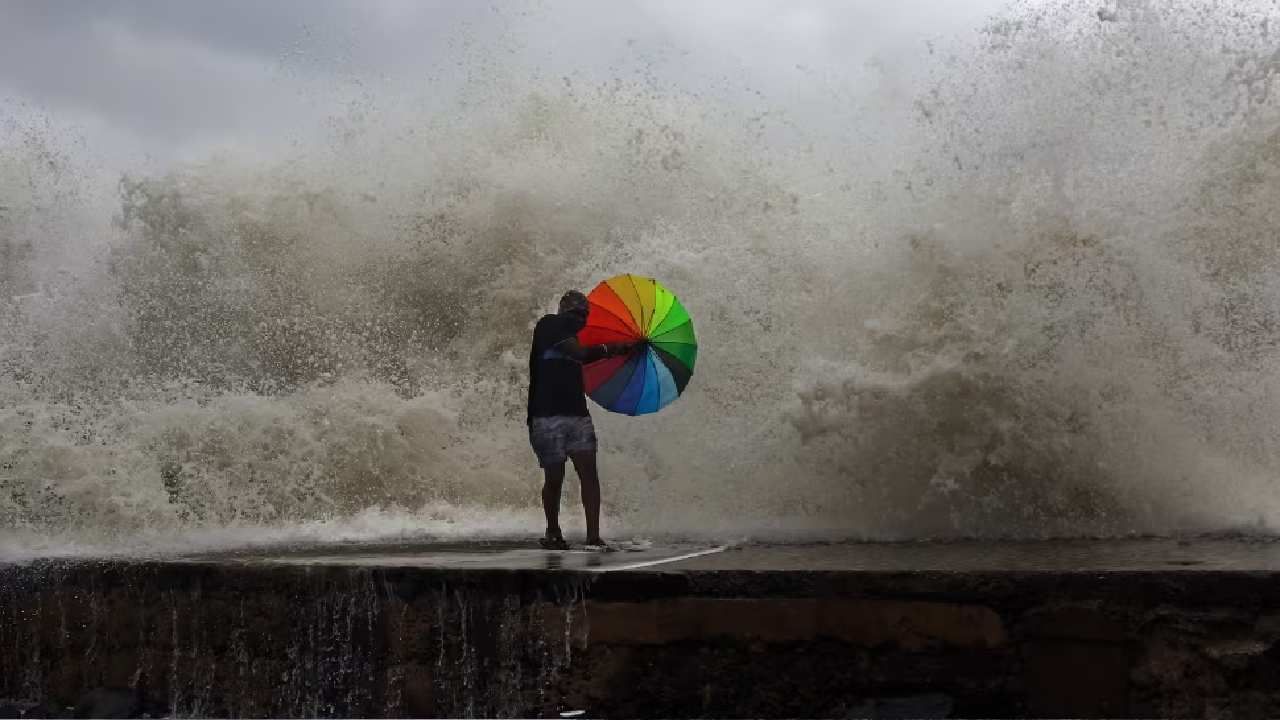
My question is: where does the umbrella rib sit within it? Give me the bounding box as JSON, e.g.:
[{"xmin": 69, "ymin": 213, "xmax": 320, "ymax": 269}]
[
  {"xmin": 593, "ymin": 352, "xmax": 643, "ymax": 409},
  {"xmin": 583, "ymin": 327, "xmax": 640, "ymax": 345},
  {"xmin": 613, "ymin": 354, "xmax": 645, "ymax": 414},
  {"xmin": 625, "ymin": 273, "xmax": 649, "ymax": 330},
  {"xmin": 649, "ymin": 348, "xmax": 679, "ymax": 407},
  {"xmin": 589, "ymin": 302, "xmax": 644, "ymax": 337},
  {"xmin": 651, "ymin": 344, "xmax": 693, "ymax": 391},
  {"xmin": 650, "ymin": 302, "xmax": 690, "ymax": 337},
  {"xmin": 651, "ymin": 321, "xmax": 696, "ymax": 344},
  {"xmin": 637, "ymin": 350, "xmax": 659, "ymax": 414},
  {"xmin": 626, "ymin": 348, "xmax": 651, "ymax": 415},
  {"xmin": 604, "ymin": 276, "xmax": 645, "ymax": 331}
]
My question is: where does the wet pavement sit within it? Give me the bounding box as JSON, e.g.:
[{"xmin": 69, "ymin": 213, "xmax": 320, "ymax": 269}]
[
  {"xmin": 181, "ymin": 539, "xmax": 729, "ymax": 572},
  {"xmin": 663, "ymin": 537, "xmax": 1280, "ymax": 572},
  {"xmin": 174, "ymin": 536, "xmax": 1280, "ymax": 573}
]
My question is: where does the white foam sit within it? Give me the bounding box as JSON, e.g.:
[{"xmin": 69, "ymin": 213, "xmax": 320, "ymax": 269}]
[{"xmin": 3, "ymin": 1, "xmax": 1280, "ymax": 557}]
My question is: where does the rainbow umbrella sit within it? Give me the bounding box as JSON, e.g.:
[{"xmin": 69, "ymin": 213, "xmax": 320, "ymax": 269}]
[{"xmin": 578, "ymin": 274, "xmax": 696, "ymax": 416}]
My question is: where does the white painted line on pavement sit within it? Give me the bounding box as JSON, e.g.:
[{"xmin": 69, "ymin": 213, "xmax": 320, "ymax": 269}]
[{"xmin": 590, "ymin": 545, "xmax": 728, "ymax": 572}]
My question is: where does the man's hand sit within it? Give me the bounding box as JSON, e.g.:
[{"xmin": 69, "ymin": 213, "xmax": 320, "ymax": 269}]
[
  {"xmin": 555, "ymin": 337, "xmax": 641, "ymax": 363},
  {"xmin": 606, "ymin": 341, "xmax": 641, "ymax": 357}
]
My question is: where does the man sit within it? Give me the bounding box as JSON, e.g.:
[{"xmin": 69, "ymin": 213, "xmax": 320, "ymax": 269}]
[{"xmin": 528, "ymin": 290, "xmax": 634, "ymax": 550}]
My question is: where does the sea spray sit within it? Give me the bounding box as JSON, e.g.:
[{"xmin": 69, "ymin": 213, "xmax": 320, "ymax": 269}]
[{"xmin": 2, "ymin": 1, "xmax": 1280, "ymax": 554}]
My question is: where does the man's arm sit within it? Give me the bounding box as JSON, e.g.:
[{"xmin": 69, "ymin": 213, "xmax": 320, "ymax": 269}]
[{"xmin": 555, "ymin": 337, "xmax": 636, "ymax": 364}]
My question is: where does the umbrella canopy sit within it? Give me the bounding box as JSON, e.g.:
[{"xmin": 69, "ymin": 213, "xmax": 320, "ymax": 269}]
[{"xmin": 577, "ymin": 274, "xmax": 697, "ymax": 416}]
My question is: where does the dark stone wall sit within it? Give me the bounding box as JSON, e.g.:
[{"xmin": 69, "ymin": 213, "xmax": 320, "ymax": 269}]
[
  {"xmin": 3, "ymin": 561, "xmax": 1280, "ymax": 717},
  {"xmin": 0, "ymin": 563, "xmax": 590, "ymax": 718}
]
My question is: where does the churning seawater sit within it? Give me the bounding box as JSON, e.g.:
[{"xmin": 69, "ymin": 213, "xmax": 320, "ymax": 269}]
[{"xmin": 3, "ymin": 0, "xmax": 1280, "ymax": 559}]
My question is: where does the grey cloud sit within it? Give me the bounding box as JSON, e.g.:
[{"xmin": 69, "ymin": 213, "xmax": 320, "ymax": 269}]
[
  {"xmin": 0, "ymin": 1, "xmax": 479, "ymax": 152},
  {"xmin": 0, "ymin": 0, "xmax": 1013, "ymax": 165},
  {"xmin": 8, "ymin": 1, "xmax": 400, "ymax": 63}
]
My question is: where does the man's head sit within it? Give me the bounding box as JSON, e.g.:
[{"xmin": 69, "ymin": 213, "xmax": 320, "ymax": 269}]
[{"xmin": 559, "ymin": 290, "xmax": 589, "ymax": 327}]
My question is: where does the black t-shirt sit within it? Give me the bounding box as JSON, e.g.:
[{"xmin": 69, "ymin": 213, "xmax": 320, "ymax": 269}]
[{"xmin": 527, "ymin": 313, "xmax": 589, "ymax": 422}]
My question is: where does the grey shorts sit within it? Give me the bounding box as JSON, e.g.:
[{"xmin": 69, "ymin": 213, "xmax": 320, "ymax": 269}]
[{"xmin": 528, "ymin": 415, "xmax": 597, "ymax": 468}]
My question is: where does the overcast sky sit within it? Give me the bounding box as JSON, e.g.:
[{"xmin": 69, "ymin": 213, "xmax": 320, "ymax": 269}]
[{"xmin": 0, "ymin": 0, "xmax": 1014, "ymax": 170}]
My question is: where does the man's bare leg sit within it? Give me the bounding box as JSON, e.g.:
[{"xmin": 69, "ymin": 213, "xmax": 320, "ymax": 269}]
[
  {"xmin": 569, "ymin": 451, "xmax": 603, "ymax": 545},
  {"xmin": 541, "ymin": 463, "xmax": 567, "ymax": 547}
]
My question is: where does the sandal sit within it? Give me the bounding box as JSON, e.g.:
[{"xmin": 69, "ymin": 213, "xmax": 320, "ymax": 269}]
[{"xmin": 540, "ymin": 535, "xmax": 571, "ymax": 550}]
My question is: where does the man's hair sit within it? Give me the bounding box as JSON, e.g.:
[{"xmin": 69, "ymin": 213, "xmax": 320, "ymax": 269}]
[{"xmin": 559, "ymin": 290, "xmax": 589, "ymax": 314}]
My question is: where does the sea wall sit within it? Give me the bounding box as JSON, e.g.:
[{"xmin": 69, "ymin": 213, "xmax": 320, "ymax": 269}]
[{"xmin": 3, "ymin": 557, "xmax": 1280, "ymax": 717}]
